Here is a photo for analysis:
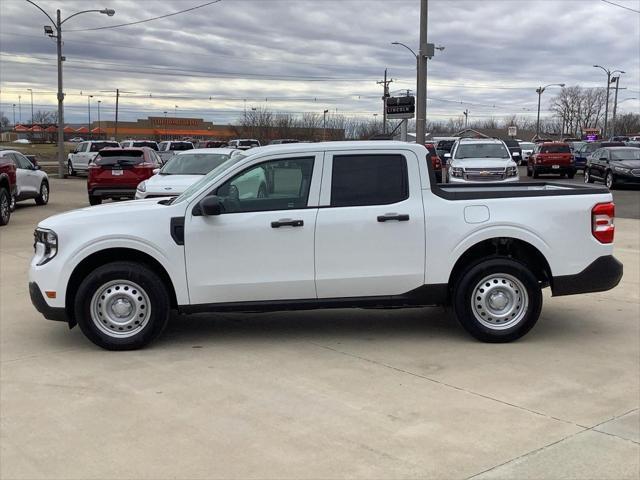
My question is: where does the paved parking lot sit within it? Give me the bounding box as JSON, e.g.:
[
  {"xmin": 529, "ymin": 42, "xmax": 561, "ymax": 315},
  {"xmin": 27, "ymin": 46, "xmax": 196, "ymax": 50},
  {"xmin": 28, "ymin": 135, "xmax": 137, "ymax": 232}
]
[{"xmin": 1, "ymin": 177, "xmax": 638, "ymax": 479}]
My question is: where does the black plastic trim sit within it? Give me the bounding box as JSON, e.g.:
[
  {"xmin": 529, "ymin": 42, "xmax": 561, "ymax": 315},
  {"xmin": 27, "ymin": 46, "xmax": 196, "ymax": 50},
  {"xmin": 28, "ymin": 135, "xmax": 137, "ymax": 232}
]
[
  {"xmin": 179, "ymin": 284, "xmax": 449, "ymax": 314},
  {"xmin": 552, "ymin": 255, "xmax": 623, "ymax": 296},
  {"xmin": 170, "ymin": 217, "xmax": 185, "ymax": 245},
  {"xmin": 430, "ymin": 181, "xmax": 610, "ymax": 200},
  {"xmin": 29, "ymin": 282, "xmax": 68, "ymax": 322}
]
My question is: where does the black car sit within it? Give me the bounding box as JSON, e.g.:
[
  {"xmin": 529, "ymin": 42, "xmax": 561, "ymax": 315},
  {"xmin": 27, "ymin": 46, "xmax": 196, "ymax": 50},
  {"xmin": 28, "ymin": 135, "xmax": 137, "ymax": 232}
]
[
  {"xmin": 502, "ymin": 138, "xmax": 524, "ymax": 165},
  {"xmin": 573, "ymin": 141, "xmax": 625, "ymax": 172},
  {"xmin": 584, "ymin": 147, "xmax": 640, "ymax": 189},
  {"xmin": 435, "ymin": 139, "xmax": 456, "ymax": 165}
]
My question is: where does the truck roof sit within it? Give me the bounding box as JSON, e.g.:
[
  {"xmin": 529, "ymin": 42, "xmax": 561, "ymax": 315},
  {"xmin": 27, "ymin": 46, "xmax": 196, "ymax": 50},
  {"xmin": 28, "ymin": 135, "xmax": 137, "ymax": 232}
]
[{"xmin": 244, "ymin": 140, "xmax": 424, "ymax": 157}]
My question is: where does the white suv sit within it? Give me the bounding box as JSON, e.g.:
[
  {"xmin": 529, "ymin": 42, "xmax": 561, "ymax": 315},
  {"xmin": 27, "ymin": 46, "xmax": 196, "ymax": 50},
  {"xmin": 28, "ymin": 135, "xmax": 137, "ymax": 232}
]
[
  {"xmin": 446, "ymin": 138, "xmax": 519, "ymax": 183},
  {"xmin": 67, "ymin": 141, "xmax": 120, "ymax": 176},
  {"xmin": 0, "ymin": 149, "xmax": 49, "ymax": 208}
]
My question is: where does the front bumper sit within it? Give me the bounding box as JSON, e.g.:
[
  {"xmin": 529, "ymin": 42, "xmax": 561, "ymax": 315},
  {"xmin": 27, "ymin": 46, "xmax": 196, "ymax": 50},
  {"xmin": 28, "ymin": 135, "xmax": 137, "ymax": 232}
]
[
  {"xmin": 29, "ymin": 282, "xmax": 68, "ymax": 322},
  {"xmin": 613, "ymin": 173, "xmax": 640, "ymax": 185},
  {"xmin": 552, "ymin": 255, "xmax": 623, "ymax": 296}
]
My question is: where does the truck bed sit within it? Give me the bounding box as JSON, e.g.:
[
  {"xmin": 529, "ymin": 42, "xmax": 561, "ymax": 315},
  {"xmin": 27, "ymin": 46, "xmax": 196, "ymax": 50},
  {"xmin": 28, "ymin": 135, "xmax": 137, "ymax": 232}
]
[{"xmin": 434, "ymin": 181, "xmax": 609, "ymax": 200}]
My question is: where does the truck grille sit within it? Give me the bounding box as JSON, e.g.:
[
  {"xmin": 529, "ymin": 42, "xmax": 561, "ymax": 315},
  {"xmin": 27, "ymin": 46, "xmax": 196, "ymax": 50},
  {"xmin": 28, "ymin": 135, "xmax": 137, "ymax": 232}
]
[{"xmin": 464, "ymin": 167, "xmax": 505, "ymax": 181}]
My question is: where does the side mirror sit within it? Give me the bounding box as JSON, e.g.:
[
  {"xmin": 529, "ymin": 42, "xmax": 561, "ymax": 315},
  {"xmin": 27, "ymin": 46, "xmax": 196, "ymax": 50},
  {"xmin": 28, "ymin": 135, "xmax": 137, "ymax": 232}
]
[
  {"xmin": 152, "ymin": 168, "xmax": 160, "ymax": 175},
  {"xmin": 444, "ymin": 152, "xmax": 451, "ymax": 158},
  {"xmin": 33, "ymin": 164, "xmax": 41, "ymax": 170},
  {"xmin": 197, "ymin": 195, "xmax": 223, "ymax": 216}
]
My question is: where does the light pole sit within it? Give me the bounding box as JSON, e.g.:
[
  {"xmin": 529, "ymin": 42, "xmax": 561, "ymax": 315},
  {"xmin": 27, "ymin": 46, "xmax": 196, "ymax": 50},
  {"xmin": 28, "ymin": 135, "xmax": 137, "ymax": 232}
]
[
  {"xmin": 18, "ymin": 96, "xmax": 22, "ymax": 123},
  {"xmin": 12, "ymin": 104, "xmax": 16, "ymax": 126},
  {"xmin": 323, "ymin": 109, "xmax": 329, "ymax": 141},
  {"xmin": 593, "ymin": 65, "xmax": 624, "ymax": 139},
  {"xmin": 174, "ymin": 105, "xmax": 178, "ymax": 117},
  {"xmin": 97, "ymin": 100, "xmax": 101, "ymax": 139},
  {"xmin": 87, "ymin": 94, "xmax": 93, "ymax": 138},
  {"xmin": 610, "ymin": 72, "xmax": 625, "ymax": 138},
  {"xmin": 27, "ymin": 89, "xmax": 34, "ymax": 124},
  {"xmin": 26, "ymin": 1, "xmax": 115, "ymax": 178},
  {"xmin": 535, "ymin": 83, "xmax": 565, "ymax": 140}
]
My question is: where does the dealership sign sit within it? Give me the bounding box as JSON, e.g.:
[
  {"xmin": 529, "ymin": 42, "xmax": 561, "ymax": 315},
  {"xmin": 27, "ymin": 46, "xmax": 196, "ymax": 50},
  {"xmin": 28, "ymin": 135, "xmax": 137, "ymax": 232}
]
[{"xmin": 386, "ymin": 96, "xmax": 415, "ymax": 119}]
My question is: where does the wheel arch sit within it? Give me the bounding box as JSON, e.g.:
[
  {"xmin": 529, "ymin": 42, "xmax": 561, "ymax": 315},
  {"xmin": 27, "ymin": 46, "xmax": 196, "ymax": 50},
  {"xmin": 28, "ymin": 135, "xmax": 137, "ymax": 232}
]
[
  {"xmin": 65, "ymin": 247, "xmax": 178, "ymax": 327},
  {"xmin": 448, "ymin": 237, "xmax": 553, "ymax": 293}
]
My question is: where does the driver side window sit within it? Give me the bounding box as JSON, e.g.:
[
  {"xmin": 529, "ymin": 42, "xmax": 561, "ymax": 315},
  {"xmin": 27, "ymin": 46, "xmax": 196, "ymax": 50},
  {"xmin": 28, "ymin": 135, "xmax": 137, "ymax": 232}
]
[{"xmin": 215, "ymin": 157, "xmax": 314, "ymax": 214}]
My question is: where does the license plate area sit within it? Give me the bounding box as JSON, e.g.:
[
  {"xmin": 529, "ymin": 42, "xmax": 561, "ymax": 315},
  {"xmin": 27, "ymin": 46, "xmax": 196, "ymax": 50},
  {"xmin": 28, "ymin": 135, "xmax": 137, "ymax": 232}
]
[
  {"xmin": 552, "ymin": 165, "xmax": 560, "ymax": 169},
  {"xmin": 112, "ymin": 168, "xmax": 123, "ymax": 176}
]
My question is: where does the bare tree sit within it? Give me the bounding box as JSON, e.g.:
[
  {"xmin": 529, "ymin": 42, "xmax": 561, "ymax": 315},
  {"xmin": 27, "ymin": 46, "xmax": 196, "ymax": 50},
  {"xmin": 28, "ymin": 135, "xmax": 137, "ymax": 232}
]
[
  {"xmin": 550, "ymin": 86, "xmax": 607, "ymax": 136},
  {"xmin": 32, "ymin": 110, "xmax": 59, "ymax": 124},
  {"xmin": 0, "ymin": 112, "xmax": 9, "ymax": 129},
  {"xmin": 614, "ymin": 113, "xmax": 640, "ymax": 135}
]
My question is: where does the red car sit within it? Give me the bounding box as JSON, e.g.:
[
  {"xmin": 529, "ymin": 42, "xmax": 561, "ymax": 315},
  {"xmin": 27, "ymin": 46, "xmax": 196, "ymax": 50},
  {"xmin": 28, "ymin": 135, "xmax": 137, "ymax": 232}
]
[
  {"xmin": 87, "ymin": 147, "xmax": 162, "ymax": 205},
  {"xmin": 425, "ymin": 143, "xmax": 443, "ymax": 182},
  {"xmin": 527, "ymin": 142, "xmax": 576, "ymax": 179},
  {"xmin": 0, "ymin": 151, "xmax": 17, "ymax": 226}
]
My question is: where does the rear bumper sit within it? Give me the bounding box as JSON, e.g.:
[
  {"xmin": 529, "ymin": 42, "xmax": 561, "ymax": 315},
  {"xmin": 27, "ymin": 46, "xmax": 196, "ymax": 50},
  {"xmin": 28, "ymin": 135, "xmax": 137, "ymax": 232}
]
[
  {"xmin": 552, "ymin": 255, "xmax": 623, "ymax": 296},
  {"xmin": 533, "ymin": 165, "xmax": 576, "ymax": 174},
  {"xmin": 88, "ymin": 187, "xmax": 137, "ymax": 198},
  {"xmin": 29, "ymin": 282, "xmax": 68, "ymax": 322}
]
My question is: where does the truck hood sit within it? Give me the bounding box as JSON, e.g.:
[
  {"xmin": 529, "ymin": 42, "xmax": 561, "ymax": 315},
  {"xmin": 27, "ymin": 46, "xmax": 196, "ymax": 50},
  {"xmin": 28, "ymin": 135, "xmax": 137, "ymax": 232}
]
[
  {"xmin": 450, "ymin": 158, "xmax": 516, "ymax": 169},
  {"xmin": 144, "ymin": 174, "xmax": 202, "ymax": 194}
]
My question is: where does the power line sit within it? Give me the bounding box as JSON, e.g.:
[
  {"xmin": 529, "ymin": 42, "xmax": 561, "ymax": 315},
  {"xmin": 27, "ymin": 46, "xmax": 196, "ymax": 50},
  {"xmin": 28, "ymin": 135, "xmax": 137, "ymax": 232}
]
[
  {"xmin": 64, "ymin": 0, "xmax": 224, "ymax": 32},
  {"xmin": 600, "ymin": 0, "xmax": 640, "ymax": 14}
]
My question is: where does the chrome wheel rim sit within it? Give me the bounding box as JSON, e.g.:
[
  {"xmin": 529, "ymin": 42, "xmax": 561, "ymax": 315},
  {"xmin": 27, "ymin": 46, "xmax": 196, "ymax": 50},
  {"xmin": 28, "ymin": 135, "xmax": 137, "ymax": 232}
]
[
  {"xmin": 606, "ymin": 173, "xmax": 613, "ymax": 189},
  {"xmin": 9, "ymin": 194, "xmax": 16, "ymax": 211},
  {"xmin": 0, "ymin": 194, "xmax": 9, "ymax": 222},
  {"xmin": 67, "ymin": 162, "xmax": 73, "ymax": 175},
  {"xmin": 584, "ymin": 170, "xmax": 589, "ymax": 183},
  {"xmin": 471, "ymin": 274, "xmax": 529, "ymax": 330},
  {"xmin": 90, "ymin": 280, "xmax": 151, "ymax": 338},
  {"xmin": 41, "ymin": 184, "xmax": 48, "ymax": 202}
]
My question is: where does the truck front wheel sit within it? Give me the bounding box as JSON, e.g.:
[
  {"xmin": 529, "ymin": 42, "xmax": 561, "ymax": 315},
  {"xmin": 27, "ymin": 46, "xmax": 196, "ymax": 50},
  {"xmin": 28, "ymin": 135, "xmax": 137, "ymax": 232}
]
[
  {"xmin": 74, "ymin": 261, "xmax": 170, "ymax": 350},
  {"xmin": 452, "ymin": 258, "xmax": 542, "ymax": 342}
]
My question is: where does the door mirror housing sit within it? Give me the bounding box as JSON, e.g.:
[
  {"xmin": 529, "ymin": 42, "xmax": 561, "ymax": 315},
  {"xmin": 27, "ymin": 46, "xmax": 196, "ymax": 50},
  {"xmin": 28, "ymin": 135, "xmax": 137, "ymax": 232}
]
[{"xmin": 197, "ymin": 195, "xmax": 223, "ymax": 216}]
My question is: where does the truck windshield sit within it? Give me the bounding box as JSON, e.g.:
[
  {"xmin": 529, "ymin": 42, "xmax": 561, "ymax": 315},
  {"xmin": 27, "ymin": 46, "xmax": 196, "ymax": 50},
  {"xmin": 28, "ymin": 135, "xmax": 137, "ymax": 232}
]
[
  {"xmin": 172, "ymin": 154, "xmax": 247, "ymax": 204},
  {"xmin": 455, "ymin": 144, "xmax": 510, "ymax": 159},
  {"xmin": 160, "ymin": 153, "xmax": 232, "ymax": 175}
]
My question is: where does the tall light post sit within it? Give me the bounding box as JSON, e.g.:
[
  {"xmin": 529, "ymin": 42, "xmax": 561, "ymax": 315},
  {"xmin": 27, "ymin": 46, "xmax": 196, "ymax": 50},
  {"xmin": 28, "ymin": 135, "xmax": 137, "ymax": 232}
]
[
  {"xmin": 12, "ymin": 104, "xmax": 16, "ymax": 126},
  {"xmin": 610, "ymin": 72, "xmax": 625, "ymax": 138},
  {"xmin": 535, "ymin": 83, "xmax": 565, "ymax": 140},
  {"xmin": 174, "ymin": 105, "xmax": 178, "ymax": 117},
  {"xmin": 323, "ymin": 109, "xmax": 329, "ymax": 141},
  {"xmin": 27, "ymin": 88, "xmax": 34, "ymax": 124},
  {"xmin": 18, "ymin": 96, "xmax": 22, "ymax": 123},
  {"xmin": 593, "ymin": 65, "xmax": 624, "ymax": 140},
  {"xmin": 97, "ymin": 100, "xmax": 101, "ymax": 139},
  {"xmin": 26, "ymin": 1, "xmax": 115, "ymax": 178},
  {"xmin": 87, "ymin": 94, "xmax": 93, "ymax": 138}
]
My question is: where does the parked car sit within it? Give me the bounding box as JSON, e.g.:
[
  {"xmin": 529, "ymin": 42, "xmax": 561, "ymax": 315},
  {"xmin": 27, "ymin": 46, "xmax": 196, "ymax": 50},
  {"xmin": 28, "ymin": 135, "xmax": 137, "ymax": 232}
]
[
  {"xmin": 0, "ymin": 151, "xmax": 17, "ymax": 226},
  {"xmin": 609, "ymin": 136, "xmax": 629, "ymax": 142},
  {"xmin": 502, "ymin": 138, "xmax": 523, "ymax": 165},
  {"xmin": 0, "ymin": 149, "xmax": 49, "ymax": 209},
  {"xmin": 584, "ymin": 147, "xmax": 640, "ymax": 189},
  {"xmin": 573, "ymin": 141, "xmax": 625, "ymax": 172},
  {"xmin": 518, "ymin": 141, "xmax": 536, "ymax": 164},
  {"xmin": 625, "ymin": 141, "xmax": 640, "ymax": 148},
  {"xmin": 527, "ymin": 142, "xmax": 575, "ymax": 178},
  {"xmin": 136, "ymin": 148, "xmax": 239, "ymax": 199},
  {"xmin": 269, "ymin": 139, "xmax": 300, "ymax": 145},
  {"xmin": 424, "ymin": 143, "xmax": 443, "ymax": 182},
  {"xmin": 228, "ymin": 139, "xmax": 261, "ymax": 150},
  {"xmin": 68, "ymin": 137, "xmax": 84, "ymax": 143},
  {"xmin": 120, "ymin": 140, "xmax": 159, "ymax": 151},
  {"xmin": 199, "ymin": 140, "xmax": 228, "ymax": 148},
  {"xmin": 434, "ymin": 138, "xmax": 457, "ymax": 165},
  {"xmin": 87, "ymin": 147, "xmax": 162, "ymax": 205},
  {"xmin": 446, "ymin": 138, "xmax": 518, "ymax": 183},
  {"xmin": 157, "ymin": 141, "xmax": 194, "ymax": 163},
  {"xmin": 29, "ymin": 141, "xmax": 622, "ymax": 350},
  {"xmin": 67, "ymin": 140, "xmax": 121, "ymax": 176}
]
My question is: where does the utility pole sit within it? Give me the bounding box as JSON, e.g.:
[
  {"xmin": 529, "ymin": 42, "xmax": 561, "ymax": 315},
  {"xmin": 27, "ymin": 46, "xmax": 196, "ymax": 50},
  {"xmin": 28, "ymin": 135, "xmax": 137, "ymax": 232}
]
[
  {"xmin": 463, "ymin": 109, "xmax": 469, "ymax": 128},
  {"xmin": 415, "ymin": 0, "xmax": 428, "ymax": 145},
  {"xmin": 12, "ymin": 104, "xmax": 16, "ymax": 126},
  {"xmin": 97, "ymin": 100, "xmax": 101, "ymax": 139},
  {"xmin": 535, "ymin": 83, "xmax": 564, "ymax": 140},
  {"xmin": 18, "ymin": 96, "xmax": 22, "ymax": 123},
  {"xmin": 115, "ymin": 89, "xmax": 120, "ymax": 139},
  {"xmin": 594, "ymin": 65, "xmax": 624, "ymax": 139},
  {"xmin": 611, "ymin": 76, "xmax": 625, "ymax": 138},
  {"xmin": 377, "ymin": 69, "xmax": 393, "ymax": 134},
  {"xmin": 27, "ymin": 88, "xmax": 34, "ymax": 124},
  {"xmin": 87, "ymin": 94, "xmax": 93, "ymax": 139},
  {"xmin": 323, "ymin": 109, "xmax": 329, "ymax": 141}
]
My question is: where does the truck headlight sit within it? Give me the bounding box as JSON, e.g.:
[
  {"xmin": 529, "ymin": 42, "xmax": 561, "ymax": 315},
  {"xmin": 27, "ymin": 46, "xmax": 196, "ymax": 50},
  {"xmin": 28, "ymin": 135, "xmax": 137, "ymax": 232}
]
[
  {"xmin": 137, "ymin": 181, "xmax": 147, "ymax": 192},
  {"xmin": 33, "ymin": 228, "xmax": 58, "ymax": 266},
  {"xmin": 506, "ymin": 166, "xmax": 518, "ymax": 177},
  {"xmin": 450, "ymin": 167, "xmax": 464, "ymax": 178}
]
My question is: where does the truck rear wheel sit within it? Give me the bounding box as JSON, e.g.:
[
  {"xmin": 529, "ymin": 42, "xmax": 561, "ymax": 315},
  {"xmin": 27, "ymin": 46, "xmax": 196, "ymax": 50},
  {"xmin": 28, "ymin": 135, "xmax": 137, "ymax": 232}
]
[
  {"xmin": 74, "ymin": 261, "xmax": 170, "ymax": 350},
  {"xmin": 452, "ymin": 257, "xmax": 542, "ymax": 342}
]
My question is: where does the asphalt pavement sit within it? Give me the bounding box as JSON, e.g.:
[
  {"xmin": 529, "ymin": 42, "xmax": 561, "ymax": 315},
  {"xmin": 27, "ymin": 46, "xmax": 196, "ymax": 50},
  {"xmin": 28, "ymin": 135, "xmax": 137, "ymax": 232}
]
[{"xmin": 1, "ymin": 178, "xmax": 638, "ymax": 479}]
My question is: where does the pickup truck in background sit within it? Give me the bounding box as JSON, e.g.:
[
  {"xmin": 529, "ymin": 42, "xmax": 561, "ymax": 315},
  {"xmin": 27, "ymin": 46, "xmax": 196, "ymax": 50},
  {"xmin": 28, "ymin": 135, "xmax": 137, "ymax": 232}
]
[
  {"xmin": 157, "ymin": 141, "xmax": 194, "ymax": 163},
  {"xmin": 29, "ymin": 141, "xmax": 623, "ymax": 350},
  {"xmin": 67, "ymin": 141, "xmax": 121, "ymax": 176}
]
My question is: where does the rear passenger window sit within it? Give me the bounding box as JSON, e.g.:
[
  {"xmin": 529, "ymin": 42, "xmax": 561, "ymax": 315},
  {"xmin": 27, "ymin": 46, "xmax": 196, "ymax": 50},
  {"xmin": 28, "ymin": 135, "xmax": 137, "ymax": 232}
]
[{"xmin": 330, "ymin": 154, "xmax": 408, "ymax": 207}]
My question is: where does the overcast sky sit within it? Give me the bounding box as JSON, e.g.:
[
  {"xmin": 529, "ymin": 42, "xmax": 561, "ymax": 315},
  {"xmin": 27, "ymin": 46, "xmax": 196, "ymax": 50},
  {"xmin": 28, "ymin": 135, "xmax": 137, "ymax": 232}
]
[{"xmin": 0, "ymin": 0, "xmax": 638, "ymax": 126}]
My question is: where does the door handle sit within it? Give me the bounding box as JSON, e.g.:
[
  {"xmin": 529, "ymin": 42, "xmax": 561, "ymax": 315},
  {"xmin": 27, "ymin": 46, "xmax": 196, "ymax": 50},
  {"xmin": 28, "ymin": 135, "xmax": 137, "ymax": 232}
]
[
  {"xmin": 271, "ymin": 219, "xmax": 304, "ymax": 228},
  {"xmin": 377, "ymin": 213, "xmax": 410, "ymax": 222}
]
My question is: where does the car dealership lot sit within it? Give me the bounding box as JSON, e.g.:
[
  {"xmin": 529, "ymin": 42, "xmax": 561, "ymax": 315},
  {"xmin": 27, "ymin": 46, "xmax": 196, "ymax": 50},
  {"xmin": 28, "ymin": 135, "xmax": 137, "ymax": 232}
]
[{"xmin": 1, "ymin": 178, "xmax": 638, "ymax": 479}]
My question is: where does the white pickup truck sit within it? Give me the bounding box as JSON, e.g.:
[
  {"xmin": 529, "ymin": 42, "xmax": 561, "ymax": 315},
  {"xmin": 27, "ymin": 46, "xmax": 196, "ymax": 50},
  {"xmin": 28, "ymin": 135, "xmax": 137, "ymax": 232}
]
[{"xmin": 29, "ymin": 141, "xmax": 623, "ymax": 350}]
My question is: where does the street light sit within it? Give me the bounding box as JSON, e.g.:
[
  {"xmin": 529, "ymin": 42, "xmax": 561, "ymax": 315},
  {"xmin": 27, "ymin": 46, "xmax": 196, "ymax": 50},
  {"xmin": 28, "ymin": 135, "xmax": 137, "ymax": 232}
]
[
  {"xmin": 27, "ymin": 88, "xmax": 34, "ymax": 124},
  {"xmin": 535, "ymin": 83, "xmax": 565, "ymax": 139},
  {"xmin": 323, "ymin": 109, "xmax": 329, "ymax": 141},
  {"xmin": 18, "ymin": 95, "xmax": 22, "ymax": 123},
  {"xmin": 610, "ymin": 71, "xmax": 625, "ymax": 139},
  {"xmin": 97, "ymin": 100, "xmax": 101, "ymax": 139},
  {"xmin": 26, "ymin": 0, "xmax": 115, "ymax": 177},
  {"xmin": 593, "ymin": 65, "xmax": 624, "ymax": 139},
  {"xmin": 87, "ymin": 94, "xmax": 93, "ymax": 139}
]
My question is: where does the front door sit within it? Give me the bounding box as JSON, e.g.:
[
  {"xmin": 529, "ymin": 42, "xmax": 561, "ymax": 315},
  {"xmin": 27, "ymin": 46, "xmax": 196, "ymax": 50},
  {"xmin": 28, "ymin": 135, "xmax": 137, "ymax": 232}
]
[
  {"xmin": 315, "ymin": 150, "xmax": 426, "ymax": 298},
  {"xmin": 184, "ymin": 153, "xmax": 323, "ymax": 305}
]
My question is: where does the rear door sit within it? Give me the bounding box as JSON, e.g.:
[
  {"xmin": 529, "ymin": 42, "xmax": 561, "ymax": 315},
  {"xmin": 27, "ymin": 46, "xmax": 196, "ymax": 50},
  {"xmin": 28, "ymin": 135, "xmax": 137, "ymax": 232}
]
[{"xmin": 314, "ymin": 149, "xmax": 426, "ymax": 298}]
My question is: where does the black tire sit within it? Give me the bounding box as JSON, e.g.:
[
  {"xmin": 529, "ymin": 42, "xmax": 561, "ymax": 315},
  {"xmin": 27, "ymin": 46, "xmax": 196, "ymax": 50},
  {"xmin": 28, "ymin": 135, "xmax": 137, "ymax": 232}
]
[
  {"xmin": 526, "ymin": 166, "xmax": 532, "ymax": 177},
  {"xmin": 452, "ymin": 257, "xmax": 542, "ymax": 343},
  {"xmin": 35, "ymin": 181, "xmax": 49, "ymax": 205},
  {"xmin": 0, "ymin": 188, "xmax": 10, "ymax": 226},
  {"xmin": 584, "ymin": 168, "xmax": 594, "ymax": 183},
  {"xmin": 605, "ymin": 171, "xmax": 616, "ymax": 190},
  {"xmin": 67, "ymin": 160, "xmax": 76, "ymax": 177},
  {"xmin": 74, "ymin": 261, "xmax": 170, "ymax": 350},
  {"xmin": 89, "ymin": 195, "xmax": 102, "ymax": 206},
  {"xmin": 532, "ymin": 167, "xmax": 540, "ymax": 179}
]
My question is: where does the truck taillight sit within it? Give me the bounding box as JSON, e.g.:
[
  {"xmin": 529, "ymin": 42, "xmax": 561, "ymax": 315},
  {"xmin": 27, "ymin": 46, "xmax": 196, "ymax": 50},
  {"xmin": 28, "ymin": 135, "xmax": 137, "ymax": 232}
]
[{"xmin": 592, "ymin": 202, "xmax": 615, "ymax": 244}]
